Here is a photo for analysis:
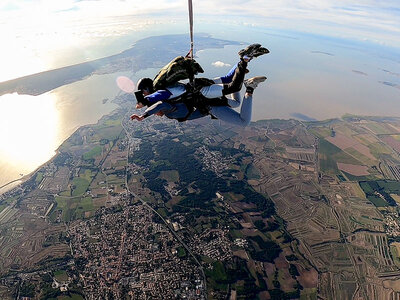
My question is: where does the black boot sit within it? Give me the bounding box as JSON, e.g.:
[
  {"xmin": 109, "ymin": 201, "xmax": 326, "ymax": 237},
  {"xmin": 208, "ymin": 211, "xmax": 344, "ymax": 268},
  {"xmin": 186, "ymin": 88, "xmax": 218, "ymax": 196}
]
[{"xmin": 238, "ymin": 44, "xmax": 270, "ymax": 60}]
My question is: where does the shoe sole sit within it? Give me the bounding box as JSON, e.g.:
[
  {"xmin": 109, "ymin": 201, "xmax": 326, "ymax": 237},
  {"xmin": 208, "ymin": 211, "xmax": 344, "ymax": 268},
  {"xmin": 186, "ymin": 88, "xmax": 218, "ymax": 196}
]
[{"xmin": 238, "ymin": 44, "xmax": 262, "ymax": 57}]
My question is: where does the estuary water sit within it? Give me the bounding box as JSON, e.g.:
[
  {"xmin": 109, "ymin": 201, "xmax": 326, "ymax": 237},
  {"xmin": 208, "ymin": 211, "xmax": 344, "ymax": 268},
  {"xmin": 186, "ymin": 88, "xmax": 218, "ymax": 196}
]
[
  {"xmin": 0, "ymin": 66, "xmax": 160, "ymax": 189},
  {"xmin": 194, "ymin": 25, "xmax": 400, "ymax": 122},
  {"xmin": 0, "ymin": 73, "xmax": 120, "ymax": 188}
]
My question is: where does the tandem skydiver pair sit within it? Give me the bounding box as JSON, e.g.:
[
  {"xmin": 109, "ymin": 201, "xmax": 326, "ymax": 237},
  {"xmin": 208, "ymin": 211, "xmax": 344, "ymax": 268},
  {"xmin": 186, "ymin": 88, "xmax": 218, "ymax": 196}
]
[{"xmin": 130, "ymin": 44, "xmax": 269, "ymax": 127}]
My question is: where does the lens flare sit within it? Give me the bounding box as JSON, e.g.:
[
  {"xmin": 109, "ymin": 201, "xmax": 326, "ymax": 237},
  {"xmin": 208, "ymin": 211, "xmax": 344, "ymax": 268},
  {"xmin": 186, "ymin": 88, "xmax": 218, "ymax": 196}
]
[{"xmin": 116, "ymin": 76, "xmax": 135, "ymax": 93}]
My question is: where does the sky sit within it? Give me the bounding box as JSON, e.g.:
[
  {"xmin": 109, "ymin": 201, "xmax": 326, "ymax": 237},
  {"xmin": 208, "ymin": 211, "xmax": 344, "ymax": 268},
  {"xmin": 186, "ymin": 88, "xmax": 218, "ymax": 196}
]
[
  {"xmin": 0, "ymin": 0, "xmax": 399, "ymax": 82},
  {"xmin": 1, "ymin": 0, "xmax": 400, "ymax": 47},
  {"xmin": 0, "ymin": 0, "xmax": 398, "ymax": 81}
]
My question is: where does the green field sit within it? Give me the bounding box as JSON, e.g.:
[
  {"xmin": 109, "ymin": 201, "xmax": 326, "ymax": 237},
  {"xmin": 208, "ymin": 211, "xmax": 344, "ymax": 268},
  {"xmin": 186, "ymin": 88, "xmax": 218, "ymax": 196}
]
[
  {"xmin": 79, "ymin": 169, "xmax": 94, "ymax": 182},
  {"xmin": 342, "ymin": 171, "xmax": 377, "ymax": 182},
  {"xmin": 364, "ymin": 122, "xmax": 391, "ymax": 135},
  {"xmin": 368, "ymin": 142, "xmax": 392, "ymax": 157},
  {"xmin": 359, "ymin": 182, "xmax": 373, "ymax": 194},
  {"xmin": 103, "ymin": 119, "xmax": 122, "ymax": 127},
  {"xmin": 107, "ymin": 174, "xmax": 124, "ymax": 185},
  {"xmin": 157, "ymin": 208, "xmax": 168, "ymax": 218},
  {"xmin": 59, "ymin": 176, "xmax": 90, "ymax": 197},
  {"xmin": 300, "ymin": 288, "xmax": 318, "ymax": 300},
  {"xmin": 58, "ymin": 294, "xmax": 84, "ymax": 300},
  {"xmin": 80, "ymin": 197, "xmax": 94, "ymax": 210},
  {"xmin": 309, "ymin": 127, "xmax": 334, "ymax": 138},
  {"xmin": 229, "ymin": 230, "xmax": 244, "ymax": 239},
  {"xmin": 83, "ymin": 114, "xmax": 123, "ymax": 143},
  {"xmin": 359, "ymin": 180, "xmax": 399, "ymax": 207},
  {"xmin": 318, "ymin": 138, "xmax": 373, "ymax": 175},
  {"xmin": 320, "ymin": 156, "xmax": 338, "ymax": 174},
  {"xmin": 319, "ymin": 139, "xmax": 340, "ymax": 173},
  {"xmin": 71, "ymin": 177, "xmax": 90, "ymax": 196},
  {"xmin": 177, "ymin": 246, "xmax": 186, "ymax": 258},
  {"xmin": 249, "ymin": 135, "xmax": 270, "ymax": 142},
  {"xmin": 1, "ymin": 196, "xmax": 16, "ymax": 206},
  {"xmin": 345, "ymin": 148, "xmax": 374, "ymax": 165},
  {"xmin": 378, "ymin": 181, "xmax": 400, "ymax": 192},
  {"xmin": 83, "ymin": 145, "xmax": 102, "ymax": 161},
  {"xmin": 92, "ymin": 126, "xmax": 122, "ymax": 142},
  {"xmin": 60, "ymin": 131, "xmax": 84, "ymax": 149},
  {"xmin": 210, "ymin": 261, "xmax": 228, "ymax": 281},
  {"xmin": 246, "ymin": 163, "xmax": 261, "ymax": 180},
  {"xmin": 54, "ymin": 196, "xmax": 95, "ymax": 222},
  {"xmin": 159, "ymin": 170, "xmax": 179, "ymax": 182},
  {"xmin": 390, "ymin": 244, "xmax": 400, "ymax": 268},
  {"xmin": 333, "ymin": 151, "xmax": 362, "ymax": 165},
  {"xmin": 54, "ymin": 270, "xmax": 69, "ymax": 282},
  {"xmin": 367, "ymin": 195, "xmax": 388, "ymax": 207},
  {"xmin": 35, "ymin": 172, "xmax": 44, "ymax": 184}
]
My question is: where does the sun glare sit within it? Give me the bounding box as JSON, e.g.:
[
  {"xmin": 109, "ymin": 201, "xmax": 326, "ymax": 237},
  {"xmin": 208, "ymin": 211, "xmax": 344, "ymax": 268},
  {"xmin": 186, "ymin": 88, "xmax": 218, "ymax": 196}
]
[{"xmin": 0, "ymin": 93, "xmax": 59, "ymax": 170}]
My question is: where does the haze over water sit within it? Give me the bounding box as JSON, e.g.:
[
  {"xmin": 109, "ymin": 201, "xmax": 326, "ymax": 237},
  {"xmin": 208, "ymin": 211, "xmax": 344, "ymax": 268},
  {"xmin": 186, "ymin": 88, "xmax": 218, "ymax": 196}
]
[
  {"xmin": 195, "ymin": 25, "xmax": 400, "ymax": 121},
  {"xmin": 0, "ymin": 74, "xmax": 120, "ymax": 188},
  {"xmin": 0, "ymin": 19, "xmax": 399, "ymax": 188}
]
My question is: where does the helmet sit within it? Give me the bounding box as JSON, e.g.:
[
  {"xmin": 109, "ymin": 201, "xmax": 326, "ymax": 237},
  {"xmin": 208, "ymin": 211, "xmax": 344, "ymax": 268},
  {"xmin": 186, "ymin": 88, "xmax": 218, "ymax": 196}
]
[{"xmin": 137, "ymin": 78, "xmax": 154, "ymax": 93}]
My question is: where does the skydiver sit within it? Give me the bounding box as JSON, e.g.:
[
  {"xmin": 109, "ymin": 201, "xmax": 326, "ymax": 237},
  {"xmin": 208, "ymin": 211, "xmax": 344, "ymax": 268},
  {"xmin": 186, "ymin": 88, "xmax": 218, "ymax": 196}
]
[{"xmin": 130, "ymin": 44, "xmax": 269, "ymax": 127}]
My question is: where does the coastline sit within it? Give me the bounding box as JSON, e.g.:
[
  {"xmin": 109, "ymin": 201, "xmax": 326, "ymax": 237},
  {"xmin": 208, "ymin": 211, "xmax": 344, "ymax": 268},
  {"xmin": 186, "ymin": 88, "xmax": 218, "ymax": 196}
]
[
  {"xmin": 2, "ymin": 112, "xmax": 399, "ymax": 196},
  {"xmin": 0, "ymin": 106, "xmax": 121, "ymax": 196},
  {"xmin": 0, "ymin": 97, "xmax": 121, "ymax": 196},
  {"xmin": 0, "ymin": 179, "xmax": 23, "ymax": 194},
  {"xmin": 0, "ymin": 149, "xmax": 60, "ymax": 196}
]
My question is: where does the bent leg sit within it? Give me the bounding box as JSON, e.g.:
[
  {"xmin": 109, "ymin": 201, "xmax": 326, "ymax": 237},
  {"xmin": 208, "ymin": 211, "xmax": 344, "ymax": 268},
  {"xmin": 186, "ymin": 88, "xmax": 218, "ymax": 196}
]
[
  {"xmin": 205, "ymin": 59, "xmax": 247, "ymax": 98},
  {"xmin": 227, "ymin": 92, "xmax": 241, "ymax": 108},
  {"xmin": 209, "ymin": 93, "xmax": 252, "ymax": 127},
  {"xmin": 222, "ymin": 60, "xmax": 248, "ymax": 95},
  {"xmin": 214, "ymin": 63, "xmax": 238, "ymax": 84},
  {"xmin": 200, "ymin": 84, "xmax": 224, "ymax": 98}
]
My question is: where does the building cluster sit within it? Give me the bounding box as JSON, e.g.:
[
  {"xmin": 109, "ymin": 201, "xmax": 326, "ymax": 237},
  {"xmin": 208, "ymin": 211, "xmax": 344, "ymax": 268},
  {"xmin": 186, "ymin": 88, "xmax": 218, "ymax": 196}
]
[
  {"xmin": 195, "ymin": 146, "xmax": 234, "ymax": 177},
  {"xmin": 384, "ymin": 210, "xmax": 400, "ymax": 237},
  {"xmin": 190, "ymin": 228, "xmax": 233, "ymax": 261},
  {"xmin": 69, "ymin": 202, "xmax": 205, "ymax": 299}
]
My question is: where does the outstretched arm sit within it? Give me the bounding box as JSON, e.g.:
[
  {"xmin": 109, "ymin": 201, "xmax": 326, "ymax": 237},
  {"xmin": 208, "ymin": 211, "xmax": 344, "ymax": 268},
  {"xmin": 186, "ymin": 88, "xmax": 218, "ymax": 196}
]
[
  {"xmin": 130, "ymin": 114, "xmax": 145, "ymax": 121},
  {"xmin": 130, "ymin": 101, "xmax": 174, "ymax": 121}
]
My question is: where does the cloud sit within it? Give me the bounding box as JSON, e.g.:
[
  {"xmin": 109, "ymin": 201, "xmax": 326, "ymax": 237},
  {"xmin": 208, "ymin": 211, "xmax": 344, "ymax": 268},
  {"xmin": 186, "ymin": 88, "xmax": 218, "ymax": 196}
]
[
  {"xmin": 0, "ymin": 0, "xmax": 184, "ymax": 19},
  {"xmin": 192, "ymin": 0, "xmax": 400, "ymax": 47},
  {"xmin": 212, "ymin": 61, "xmax": 231, "ymax": 68},
  {"xmin": 0, "ymin": 0, "xmax": 399, "ymax": 48}
]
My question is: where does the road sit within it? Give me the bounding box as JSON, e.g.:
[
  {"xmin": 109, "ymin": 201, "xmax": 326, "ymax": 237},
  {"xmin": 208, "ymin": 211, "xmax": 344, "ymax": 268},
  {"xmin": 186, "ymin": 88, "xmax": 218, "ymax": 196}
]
[{"xmin": 121, "ymin": 116, "xmax": 208, "ymax": 299}]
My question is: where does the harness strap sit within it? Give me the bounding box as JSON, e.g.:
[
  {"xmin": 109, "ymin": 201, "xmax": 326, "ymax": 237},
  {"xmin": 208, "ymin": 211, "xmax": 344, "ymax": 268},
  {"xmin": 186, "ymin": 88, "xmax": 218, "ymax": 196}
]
[{"xmin": 167, "ymin": 83, "xmax": 230, "ymax": 122}]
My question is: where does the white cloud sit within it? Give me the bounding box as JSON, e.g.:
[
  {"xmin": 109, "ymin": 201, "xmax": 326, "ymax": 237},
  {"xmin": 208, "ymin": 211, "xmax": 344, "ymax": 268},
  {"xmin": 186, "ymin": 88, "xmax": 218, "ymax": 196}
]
[
  {"xmin": 0, "ymin": 0, "xmax": 399, "ymax": 49},
  {"xmin": 212, "ymin": 61, "xmax": 231, "ymax": 68},
  {"xmin": 192, "ymin": 0, "xmax": 400, "ymax": 47}
]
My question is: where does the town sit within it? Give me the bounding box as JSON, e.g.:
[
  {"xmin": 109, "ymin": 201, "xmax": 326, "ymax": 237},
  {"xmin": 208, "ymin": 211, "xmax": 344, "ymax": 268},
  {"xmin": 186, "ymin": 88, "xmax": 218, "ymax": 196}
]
[{"xmin": 1, "ymin": 97, "xmax": 400, "ymax": 299}]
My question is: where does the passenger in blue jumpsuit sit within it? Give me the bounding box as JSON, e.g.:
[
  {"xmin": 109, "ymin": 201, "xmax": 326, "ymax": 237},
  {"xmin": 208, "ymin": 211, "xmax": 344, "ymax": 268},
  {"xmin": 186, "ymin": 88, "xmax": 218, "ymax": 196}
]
[{"xmin": 130, "ymin": 44, "xmax": 269, "ymax": 127}]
